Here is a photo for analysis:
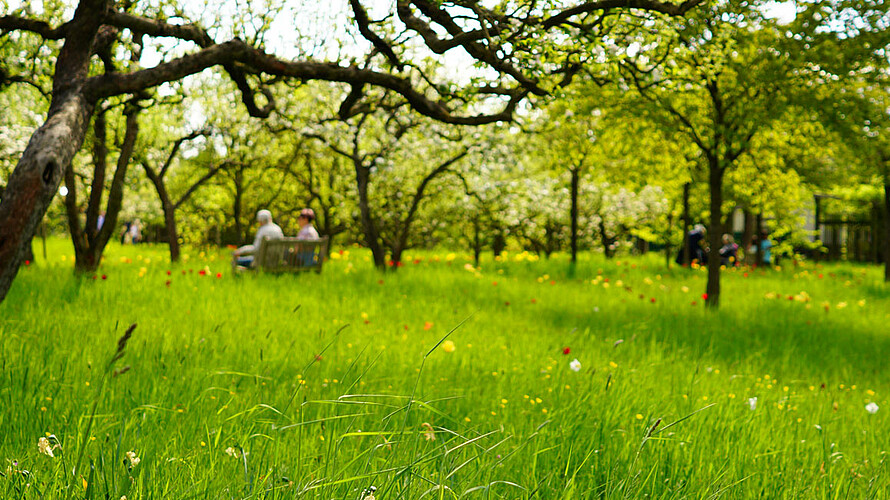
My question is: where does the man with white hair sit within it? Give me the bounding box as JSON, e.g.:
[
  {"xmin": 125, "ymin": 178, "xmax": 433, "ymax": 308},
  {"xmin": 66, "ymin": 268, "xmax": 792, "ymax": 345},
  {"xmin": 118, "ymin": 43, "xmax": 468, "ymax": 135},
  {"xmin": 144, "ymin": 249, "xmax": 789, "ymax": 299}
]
[{"xmin": 233, "ymin": 209, "xmax": 284, "ymax": 267}]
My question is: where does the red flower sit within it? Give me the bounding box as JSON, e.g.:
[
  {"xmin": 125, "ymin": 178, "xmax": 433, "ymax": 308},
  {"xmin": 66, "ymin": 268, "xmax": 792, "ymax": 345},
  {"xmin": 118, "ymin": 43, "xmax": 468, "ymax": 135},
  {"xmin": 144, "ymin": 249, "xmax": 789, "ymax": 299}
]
[
  {"xmin": 198, "ymin": 269, "xmax": 207, "ymax": 276},
  {"xmin": 91, "ymin": 275, "xmax": 98, "ymax": 280},
  {"xmin": 24, "ymin": 260, "xmax": 30, "ymax": 266},
  {"xmin": 423, "ymin": 322, "xmax": 433, "ymax": 330},
  {"xmin": 396, "ymin": 261, "xmax": 403, "ymax": 267},
  {"xmin": 701, "ymin": 293, "xmax": 708, "ymax": 300},
  {"xmin": 404, "ymin": 325, "xmax": 409, "ymax": 330},
  {"xmin": 101, "ymin": 274, "xmax": 107, "ymax": 280},
  {"xmin": 504, "ymin": 301, "xmax": 510, "ymax": 306},
  {"xmin": 165, "ymin": 280, "xmax": 171, "ymax": 287},
  {"xmin": 166, "ymin": 270, "xmax": 172, "ymax": 276},
  {"xmin": 378, "ymin": 280, "xmax": 384, "ymax": 285},
  {"xmin": 691, "ymin": 301, "xmax": 697, "ymax": 306},
  {"xmin": 531, "ymin": 298, "xmax": 537, "ymax": 304},
  {"xmin": 413, "ymin": 259, "xmax": 421, "ymax": 264},
  {"xmin": 216, "ymin": 273, "xmax": 222, "ymax": 278},
  {"xmin": 492, "ymin": 281, "xmax": 498, "ymax": 286},
  {"xmin": 387, "ymin": 260, "xmax": 395, "ymax": 267},
  {"xmin": 182, "ymin": 270, "xmax": 187, "ymax": 275},
  {"xmin": 562, "ymin": 347, "xmax": 571, "ymax": 355},
  {"xmin": 650, "ymin": 297, "xmax": 656, "ymax": 303}
]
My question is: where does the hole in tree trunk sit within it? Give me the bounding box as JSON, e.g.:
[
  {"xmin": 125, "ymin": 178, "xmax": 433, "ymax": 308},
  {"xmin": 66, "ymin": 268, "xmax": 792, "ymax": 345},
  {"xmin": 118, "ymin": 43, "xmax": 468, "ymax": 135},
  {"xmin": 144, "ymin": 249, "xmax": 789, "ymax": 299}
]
[{"xmin": 42, "ymin": 161, "xmax": 57, "ymax": 184}]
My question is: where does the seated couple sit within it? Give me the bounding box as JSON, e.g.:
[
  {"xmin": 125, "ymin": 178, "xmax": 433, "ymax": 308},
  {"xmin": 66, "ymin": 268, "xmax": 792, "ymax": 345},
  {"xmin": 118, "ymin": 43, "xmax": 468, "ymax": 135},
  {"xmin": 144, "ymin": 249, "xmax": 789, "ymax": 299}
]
[{"xmin": 233, "ymin": 208, "xmax": 319, "ymax": 268}]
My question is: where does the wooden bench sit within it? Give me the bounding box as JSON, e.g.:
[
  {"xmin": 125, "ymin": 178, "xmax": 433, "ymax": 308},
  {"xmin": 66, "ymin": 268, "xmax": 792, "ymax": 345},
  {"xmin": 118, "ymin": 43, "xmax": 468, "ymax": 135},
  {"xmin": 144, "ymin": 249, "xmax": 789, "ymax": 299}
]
[{"xmin": 237, "ymin": 237, "xmax": 329, "ymax": 273}]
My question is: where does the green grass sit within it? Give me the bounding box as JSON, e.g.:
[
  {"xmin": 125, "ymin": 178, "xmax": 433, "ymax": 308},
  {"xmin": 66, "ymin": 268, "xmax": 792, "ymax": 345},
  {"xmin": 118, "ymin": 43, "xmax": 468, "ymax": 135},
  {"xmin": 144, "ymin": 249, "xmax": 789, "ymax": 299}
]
[{"xmin": 2, "ymin": 238, "xmax": 889, "ymax": 499}]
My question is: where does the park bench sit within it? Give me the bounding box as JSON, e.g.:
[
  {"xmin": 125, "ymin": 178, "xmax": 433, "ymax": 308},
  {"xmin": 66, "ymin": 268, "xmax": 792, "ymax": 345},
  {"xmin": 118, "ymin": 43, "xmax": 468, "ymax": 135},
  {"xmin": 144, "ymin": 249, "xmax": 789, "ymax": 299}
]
[{"xmin": 236, "ymin": 236, "xmax": 329, "ymax": 274}]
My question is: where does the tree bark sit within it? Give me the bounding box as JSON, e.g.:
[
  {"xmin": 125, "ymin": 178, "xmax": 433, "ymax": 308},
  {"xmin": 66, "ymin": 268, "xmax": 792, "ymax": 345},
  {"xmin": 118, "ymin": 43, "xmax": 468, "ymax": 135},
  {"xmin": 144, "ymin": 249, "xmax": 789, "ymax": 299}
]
[
  {"xmin": 65, "ymin": 103, "xmax": 141, "ymax": 273},
  {"xmin": 570, "ymin": 166, "xmax": 579, "ymax": 264},
  {"xmin": 0, "ymin": 90, "xmax": 95, "ymax": 299},
  {"xmin": 354, "ymin": 161, "xmax": 385, "ymax": 269},
  {"xmin": 705, "ymin": 158, "xmax": 724, "ymax": 308},
  {"xmin": 599, "ymin": 217, "xmax": 613, "ymax": 258},
  {"xmin": 884, "ymin": 182, "xmax": 889, "ymax": 282},
  {"xmin": 681, "ymin": 182, "xmax": 691, "ymax": 266}
]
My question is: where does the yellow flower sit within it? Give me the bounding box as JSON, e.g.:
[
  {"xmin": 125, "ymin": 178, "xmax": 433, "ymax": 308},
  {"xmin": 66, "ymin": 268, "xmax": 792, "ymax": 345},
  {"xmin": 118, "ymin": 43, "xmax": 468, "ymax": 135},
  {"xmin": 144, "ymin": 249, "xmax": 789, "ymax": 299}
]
[
  {"xmin": 441, "ymin": 340, "xmax": 456, "ymax": 353},
  {"xmin": 635, "ymin": 414, "xmax": 643, "ymax": 420}
]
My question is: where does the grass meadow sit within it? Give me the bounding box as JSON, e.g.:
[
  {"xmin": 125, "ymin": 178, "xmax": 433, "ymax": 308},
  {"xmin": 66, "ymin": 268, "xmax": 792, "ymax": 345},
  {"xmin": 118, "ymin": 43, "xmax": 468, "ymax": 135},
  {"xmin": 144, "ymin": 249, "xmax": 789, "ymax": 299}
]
[{"xmin": 2, "ymin": 238, "xmax": 890, "ymax": 499}]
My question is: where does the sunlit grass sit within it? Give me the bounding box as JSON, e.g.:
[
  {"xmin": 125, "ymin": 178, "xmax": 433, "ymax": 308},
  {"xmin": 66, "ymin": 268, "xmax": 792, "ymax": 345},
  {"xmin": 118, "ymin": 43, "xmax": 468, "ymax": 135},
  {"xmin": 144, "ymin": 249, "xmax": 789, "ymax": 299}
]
[{"xmin": 2, "ymin": 238, "xmax": 889, "ymax": 498}]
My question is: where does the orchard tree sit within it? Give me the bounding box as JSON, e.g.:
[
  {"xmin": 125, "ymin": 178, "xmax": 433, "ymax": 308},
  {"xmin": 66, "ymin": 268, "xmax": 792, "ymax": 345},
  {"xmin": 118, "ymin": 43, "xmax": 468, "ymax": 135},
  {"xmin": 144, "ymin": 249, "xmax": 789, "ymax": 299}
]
[
  {"xmin": 0, "ymin": 0, "xmax": 703, "ymax": 302},
  {"xmin": 618, "ymin": 2, "xmax": 799, "ymax": 307}
]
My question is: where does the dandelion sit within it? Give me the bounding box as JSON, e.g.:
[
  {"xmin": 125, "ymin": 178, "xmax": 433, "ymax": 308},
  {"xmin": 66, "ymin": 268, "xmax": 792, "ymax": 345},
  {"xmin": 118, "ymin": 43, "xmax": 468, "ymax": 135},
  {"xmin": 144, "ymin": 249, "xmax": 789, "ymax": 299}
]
[
  {"xmin": 37, "ymin": 437, "xmax": 54, "ymax": 457},
  {"xmin": 748, "ymin": 397, "xmax": 757, "ymax": 410},
  {"xmin": 569, "ymin": 359, "xmax": 581, "ymax": 372},
  {"xmin": 441, "ymin": 340, "xmax": 456, "ymax": 353},
  {"xmin": 125, "ymin": 451, "xmax": 140, "ymax": 468},
  {"xmin": 866, "ymin": 402, "xmax": 879, "ymax": 414}
]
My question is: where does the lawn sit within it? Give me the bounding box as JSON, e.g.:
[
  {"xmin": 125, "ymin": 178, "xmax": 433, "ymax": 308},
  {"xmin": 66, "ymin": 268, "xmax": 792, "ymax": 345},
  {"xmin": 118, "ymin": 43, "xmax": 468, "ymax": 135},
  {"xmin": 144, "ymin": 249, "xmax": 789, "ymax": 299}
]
[{"xmin": 2, "ymin": 239, "xmax": 889, "ymax": 499}]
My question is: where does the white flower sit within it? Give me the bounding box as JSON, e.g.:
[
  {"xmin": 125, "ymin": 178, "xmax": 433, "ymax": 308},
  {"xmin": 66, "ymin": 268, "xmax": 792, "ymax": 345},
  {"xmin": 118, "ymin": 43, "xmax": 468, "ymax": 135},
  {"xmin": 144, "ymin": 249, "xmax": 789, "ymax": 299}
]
[
  {"xmin": 225, "ymin": 447, "xmax": 240, "ymax": 458},
  {"xmin": 866, "ymin": 402, "xmax": 879, "ymax": 414},
  {"xmin": 569, "ymin": 359, "xmax": 582, "ymax": 372},
  {"xmin": 125, "ymin": 451, "xmax": 140, "ymax": 467},
  {"xmin": 37, "ymin": 437, "xmax": 54, "ymax": 458},
  {"xmin": 748, "ymin": 397, "xmax": 757, "ymax": 411}
]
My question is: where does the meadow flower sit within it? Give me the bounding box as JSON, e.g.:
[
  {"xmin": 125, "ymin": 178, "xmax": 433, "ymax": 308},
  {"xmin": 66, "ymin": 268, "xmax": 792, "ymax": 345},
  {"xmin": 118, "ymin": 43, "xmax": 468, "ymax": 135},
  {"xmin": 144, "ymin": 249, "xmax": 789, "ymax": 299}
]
[
  {"xmin": 866, "ymin": 402, "xmax": 879, "ymax": 414},
  {"xmin": 37, "ymin": 437, "xmax": 54, "ymax": 457},
  {"xmin": 441, "ymin": 340, "xmax": 455, "ymax": 353},
  {"xmin": 748, "ymin": 397, "xmax": 757, "ymax": 410},
  {"xmin": 225, "ymin": 447, "xmax": 240, "ymax": 458},
  {"xmin": 562, "ymin": 347, "xmax": 571, "ymax": 355},
  {"xmin": 569, "ymin": 359, "xmax": 581, "ymax": 372},
  {"xmin": 125, "ymin": 451, "xmax": 140, "ymax": 468},
  {"xmin": 361, "ymin": 485, "xmax": 377, "ymax": 500}
]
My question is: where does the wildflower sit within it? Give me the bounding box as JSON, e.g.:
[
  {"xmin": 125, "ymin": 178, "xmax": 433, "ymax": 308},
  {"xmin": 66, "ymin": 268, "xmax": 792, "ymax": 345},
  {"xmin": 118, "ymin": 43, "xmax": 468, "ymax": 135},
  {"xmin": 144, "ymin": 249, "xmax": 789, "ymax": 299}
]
[
  {"xmin": 702, "ymin": 293, "xmax": 708, "ymax": 300},
  {"xmin": 562, "ymin": 347, "xmax": 571, "ymax": 355},
  {"xmin": 225, "ymin": 447, "xmax": 239, "ymax": 458},
  {"xmin": 441, "ymin": 340, "xmax": 455, "ymax": 353},
  {"xmin": 423, "ymin": 321, "xmax": 433, "ymax": 330},
  {"xmin": 101, "ymin": 274, "xmax": 107, "ymax": 280},
  {"xmin": 361, "ymin": 485, "xmax": 377, "ymax": 500},
  {"xmin": 216, "ymin": 273, "xmax": 222, "ymax": 278},
  {"xmin": 748, "ymin": 397, "xmax": 757, "ymax": 411},
  {"xmin": 866, "ymin": 402, "xmax": 879, "ymax": 414},
  {"xmin": 38, "ymin": 437, "xmax": 55, "ymax": 457},
  {"xmin": 569, "ymin": 359, "xmax": 581, "ymax": 372},
  {"xmin": 125, "ymin": 451, "xmax": 140, "ymax": 468}
]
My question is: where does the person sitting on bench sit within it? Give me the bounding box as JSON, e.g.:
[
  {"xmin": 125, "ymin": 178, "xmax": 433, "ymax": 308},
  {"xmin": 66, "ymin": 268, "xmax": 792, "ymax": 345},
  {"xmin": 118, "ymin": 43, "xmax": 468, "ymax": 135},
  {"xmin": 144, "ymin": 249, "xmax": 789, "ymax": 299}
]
[{"xmin": 233, "ymin": 209, "xmax": 284, "ymax": 268}]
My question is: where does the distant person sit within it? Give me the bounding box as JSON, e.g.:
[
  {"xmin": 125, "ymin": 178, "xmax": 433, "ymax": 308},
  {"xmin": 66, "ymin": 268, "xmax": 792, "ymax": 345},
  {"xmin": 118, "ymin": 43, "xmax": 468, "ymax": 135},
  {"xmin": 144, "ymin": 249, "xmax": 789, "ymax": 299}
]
[
  {"xmin": 677, "ymin": 224, "xmax": 708, "ymax": 265},
  {"xmin": 718, "ymin": 234, "xmax": 739, "ymax": 267},
  {"xmin": 232, "ymin": 209, "xmax": 284, "ymax": 268},
  {"xmin": 296, "ymin": 208, "xmax": 320, "ymax": 240},
  {"xmin": 128, "ymin": 219, "xmax": 142, "ymax": 244},
  {"xmin": 295, "ymin": 208, "xmax": 320, "ymax": 266},
  {"xmin": 760, "ymin": 230, "xmax": 773, "ymax": 266}
]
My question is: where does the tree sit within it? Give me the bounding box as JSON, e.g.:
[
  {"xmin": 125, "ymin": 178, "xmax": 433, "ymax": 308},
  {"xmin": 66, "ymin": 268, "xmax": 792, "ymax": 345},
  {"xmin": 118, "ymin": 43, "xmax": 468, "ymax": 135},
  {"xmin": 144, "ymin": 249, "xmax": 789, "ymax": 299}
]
[
  {"xmin": 139, "ymin": 128, "xmax": 224, "ymax": 262},
  {"xmin": 0, "ymin": 0, "xmax": 703, "ymax": 301},
  {"xmin": 618, "ymin": 2, "xmax": 798, "ymax": 307}
]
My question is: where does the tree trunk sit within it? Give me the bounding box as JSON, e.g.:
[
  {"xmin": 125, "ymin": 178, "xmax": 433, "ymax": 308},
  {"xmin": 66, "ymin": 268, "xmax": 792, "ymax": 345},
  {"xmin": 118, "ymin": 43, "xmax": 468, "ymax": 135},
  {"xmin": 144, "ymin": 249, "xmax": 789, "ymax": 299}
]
[
  {"xmin": 65, "ymin": 103, "xmax": 140, "ymax": 273},
  {"xmin": 0, "ymin": 90, "xmax": 95, "ymax": 299},
  {"xmin": 473, "ymin": 218, "xmax": 482, "ymax": 267},
  {"xmin": 742, "ymin": 209, "xmax": 755, "ymax": 264},
  {"xmin": 354, "ymin": 162, "xmax": 385, "ymax": 269},
  {"xmin": 681, "ymin": 182, "xmax": 691, "ymax": 266},
  {"xmin": 884, "ymin": 182, "xmax": 889, "ymax": 282},
  {"xmin": 705, "ymin": 159, "xmax": 724, "ymax": 308},
  {"xmin": 755, "ymin": 213, "xmax": 764, "ymax": 267},
  {"xmin": 599, "ymin": 217, "xmax": 613, "ymax": 259},
  {"xmin": 665, "ymin": 212, "xmax": 673, "ymax": 269},
  {"xmin": 570, "ymin": 166, "xmax": 579, "ymax": 264},
  {"xmin": 144, "ymin": 165, "xmax": 181, "ymax": 262}
]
